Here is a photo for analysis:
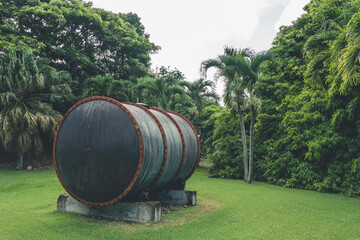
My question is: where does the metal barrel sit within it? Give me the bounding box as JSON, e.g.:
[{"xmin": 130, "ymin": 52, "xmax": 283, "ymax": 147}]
[
  {"xmin": 53, "ymin": 97, "xmax": 200, "ymax": 206},
  {"xmin": 149, "ymin": 107, "xmax": 184, "ymax": 189},
  {"xmin": 166, "ymin": 111, "xmax": 200, "ymax": 183}
]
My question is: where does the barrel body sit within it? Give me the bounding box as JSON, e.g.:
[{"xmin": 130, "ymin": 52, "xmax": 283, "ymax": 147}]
[
  {"xmin": 122, "ymin": 103, "xmax": 165, "ymax": 192},
  {"xmin": 167, "ymin": 111, "xmax": 200, "ymax": 182},
  {"xmin": 53, "ymin": 97, "xmax": 199, "ymax": 206},
  {"xmin": 149, "ymin": 108, "xmax": 183, "ymax": 189}
]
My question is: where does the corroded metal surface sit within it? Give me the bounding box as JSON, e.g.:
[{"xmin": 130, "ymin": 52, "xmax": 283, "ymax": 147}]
[
  {"xmin": 53, "ymin": 96, "xmax": 144, "ymax": 207},
  {"xmin": 167, "ymin": 111, "xmax": 200, "ymax": 183},
  {"xmin": 122, "ymin": 103, "xmax": 164, "ymax": 192},
  {"xmin": 124, "ymin": 103, "xmax": 168, "ymax": 187},
  {"xmin": 53, "ymin": 97, "xmax": 200, "ymax": 206},
  {"xmin": 150, "ymin": 107, "xmax": 185, "ymax": 189}
]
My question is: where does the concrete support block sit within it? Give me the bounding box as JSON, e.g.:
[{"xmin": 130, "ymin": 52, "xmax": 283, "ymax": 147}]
[
  {"xmin": 57, "ymin": 194, "xmax": 161, "ymax": 223},
  {"xmin": 157, "ymin": 190, "xmax": 197, "ymax": 206}
]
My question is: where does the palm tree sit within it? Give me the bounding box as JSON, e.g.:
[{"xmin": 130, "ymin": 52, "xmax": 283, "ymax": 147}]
[
  {"xmin": 82, "ymin": 75, "xmax": 129, "ymax": 101},
  {"xmin": 243, "ymin": 51, "xmax": 272, "ymax": 183},
  {"xmin": 336, "ymin": 11, "xmax": 360, "ymax": 89},
  {"xmin": 137, "ymin": 76, "xmax": 185, "ymax": 109},
  {"xmin": 181, "ymin": 78, "xmax": 219, "ymax": 115},
  {"xmin": 303, "ymin": 1, "xmax": 360, "ymax": 93},
  {"xmin": 302, "ymin": 2, "xmax": 344, "ymax": 89},
  {"xmin": 201, "ymin": 46, "xmax": 271, "ymax": 183},
  {"xmin": 0, "ymin": 49, "xmax": 72, "ymax": 169}
]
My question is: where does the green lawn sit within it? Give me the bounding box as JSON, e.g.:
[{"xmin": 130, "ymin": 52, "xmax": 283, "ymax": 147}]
[{"xmin": 1, "ymin": 167, "xmax": 360, "ymax": 240}]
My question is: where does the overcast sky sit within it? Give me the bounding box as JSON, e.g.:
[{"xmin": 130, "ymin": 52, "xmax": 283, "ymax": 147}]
[{"xmin": 89, "ymin": 0, "xmax": 310, "ymax": 83}]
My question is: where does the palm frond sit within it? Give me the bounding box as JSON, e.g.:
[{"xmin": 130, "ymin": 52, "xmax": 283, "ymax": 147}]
[
  {"xmin": 203, "ymin": 92, "xmax": 219, "ymax": 101},
  {"xmin": 250, "ymin": 51, "xmax": 272, "ymax": 74},
  {"xmin": 36, "ymin": 112, "xmax": 50, "ymax": 133},
  {"xmin": 305, "ymin": 50, "xmax": 331, "ymax": 88},
  {"xmin": 200, "ymin": 59, "xmax": 222, "ymax": 77},
  {"xmin": 304, "ymin": 32, "xmax": 337, "ymax": 58},
  {"xmin": 1, "ymin": 128, "xmax": 15, "ymax": 151},
  {"xmin": 337, "ymin": 12, "xmax": 360, "ymax": 87},
  {"xmin": 9, "ymin": 106, "xmax": 23, "ymax": 126},
  {"xmin": 24, "ymin": 110, "xmax": 37, "ymax": 129},
  {"xmin": 0, "ymin": 115, "xmax": 11, "ymax": 132},
  {"xmin": 17, "ymin": 130, "xmax": 31, "ymax": 153},
  {"xmin": 32, "ymin": 133, "xmax": 43, "ymax": 154},
  {"xmin": 338, "ymin": 45, "xmax": 360, "ymax": 87},
  {"xmin": 0, "ymin": 49, "xmax": 70, "ymax": 156}
]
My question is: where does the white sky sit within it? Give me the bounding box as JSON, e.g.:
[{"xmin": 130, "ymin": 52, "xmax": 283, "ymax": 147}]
[{"xmin": 89, "ymin": 0, "xmax": 310, "ymax": 87}]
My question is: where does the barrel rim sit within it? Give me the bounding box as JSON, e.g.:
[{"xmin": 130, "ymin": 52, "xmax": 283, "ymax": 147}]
[
  {"xmin": 166, "ymin": 111, "xmax": 201, "ymax": 181},
  {"xmin": 53, "ymin": 96, "xmax": 144, "ymax": 206},
  {"xmin": 150, "ymin": 107, "xmax": 186, "ymax": 185},
  {"xmin": 123, "ymin": 103, "xmax": 168, "ymax": 188}
]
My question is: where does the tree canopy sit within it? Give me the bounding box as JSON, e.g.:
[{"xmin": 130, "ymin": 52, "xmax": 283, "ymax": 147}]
[
  {"xmin": 202, "ymin": 47, "xmax": 271, "ymax": 183},
  {"xmin": 253, "ymin": 0, "xmax": 360, "ymax": 195},
  {"xmin": 0, "ymin": 49, "xmax": 72, "ymax": 169},
  {"xmin": 0, "ymin": 0, "xmax": 159, "ymax": 82},
  {"xmin": 204, "ymin": 0, "xmax": 360, "ymax": 197},
  {"xmin": 1, "ymin": 0, "xmax": 360, "ymax": 199}
]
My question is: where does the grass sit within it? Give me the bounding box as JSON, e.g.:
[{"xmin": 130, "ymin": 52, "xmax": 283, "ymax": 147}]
[{"xmin": 1, "ymin": 166, "xmax": 360, "ymax": 240}]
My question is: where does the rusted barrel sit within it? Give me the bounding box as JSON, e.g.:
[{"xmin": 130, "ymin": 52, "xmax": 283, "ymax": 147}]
[{"xmin": 53, "ymin": 96, "xmax": 200, "ymax": 206}]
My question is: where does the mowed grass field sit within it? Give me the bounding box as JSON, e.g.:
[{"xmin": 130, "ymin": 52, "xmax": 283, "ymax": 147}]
[{"xmin": 1, "ymin": 167, "xmax": 360, "ymax": 240}]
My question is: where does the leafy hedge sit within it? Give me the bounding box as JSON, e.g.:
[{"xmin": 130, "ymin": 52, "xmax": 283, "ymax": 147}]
[{"xmin": 207, "ymin": 0, "xmax": 360, "ymax": 197}]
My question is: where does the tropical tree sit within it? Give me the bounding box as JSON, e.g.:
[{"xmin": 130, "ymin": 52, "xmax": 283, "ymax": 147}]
[
  {"xmin": 0, "ymin": 0, "xmax": 158, "ymax": 82},
  {"xmin": 82, "ymin": 75, "xmax": 130, "ymax": 101},
  {"xmin": 254, "ymin": 0, "xmax": 360, "ymax": 196},
  {"xmin": 0, "ymin": 49, "xmax": 72, "ymax": 169},
  {"xmin": 137, "ymin": 76, "xmax": 185, "ymax": 109},
  {"xmin": 201, "ymin": 46, "xmax": 271, "ymax": 183},
  {"xmin": 181, "ymin": 78, "xmax": 219, "ymax": 115},
  {"xmin": 137, "ymin": 67, "xmax": 186, "ymax": 109},
  {"xmin": 179, "ymin": 78, "xmax": 219, "ymax": 150},
  {"xmin": 335, "ymin": 7, "xmax": 360, "ymax": 90},
  {"xmin": 121, "ymin": 78, "xmax": 144, "ymax": 103}
]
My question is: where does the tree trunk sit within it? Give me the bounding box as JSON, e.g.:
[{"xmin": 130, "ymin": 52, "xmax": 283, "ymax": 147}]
[
  {"xmin": 237, "ymin": 102, "xmax": 249, "ymax": 182},
  {"xmin": 248, "ymin": 105, "xmax": 255, "ymax": 183},
  {"xmin": 16, "ymin": 151, "xmax": 24, "ymax": 170}
]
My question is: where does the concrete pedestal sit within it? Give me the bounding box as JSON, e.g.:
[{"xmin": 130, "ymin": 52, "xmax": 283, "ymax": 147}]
[
  {"xmin": 57, "ymin": 194, "xmax": 161, "ymax": 223},
  {"xmin": 156, "ymin": 190, "xmax": 197, "ymax": 206}
]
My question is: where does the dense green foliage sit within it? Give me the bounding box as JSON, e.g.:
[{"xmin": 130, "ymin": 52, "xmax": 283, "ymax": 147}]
[
  {"xmin": 0, "ymin": 0, "xmax": 220, "ymax": 168},
  {"xmin": 208, "ymin": 0, "xmax": 360, "ymax": 196},
  {"xmin": 257, "ymin": 0, "xmax": 360, "ymax": 196},
  {"xmin": 180, "ymin": 78, "xmax": 218, "ymax": 116},
  {"xmin": 1, "ymin": 0, "xmax": 359, "ymax": 199},
  {"xmin": 201, "ymin": 47, "xmax": 271, "ymax": 183},
  {"xmin": 0, "ymin": 0, "xmax": 158, "ymax": 83},
  {"xmin": 0, "ymin": 49, "xmax": 72, "ymax": 168},
  {"xmin": 205, "ymin": 108, "xmax": 243, "ymax": 179}
]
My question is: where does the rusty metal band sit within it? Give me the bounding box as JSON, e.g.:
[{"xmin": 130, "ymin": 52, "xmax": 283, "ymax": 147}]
[
  {"xmin": 151, "ymin": 107, "xmax": 186, "ymax": 184},
  {"xmin": 123, "ymin": 103, "xmax": 168, "ymax": 188},
  {"xmin": 166, "ymin": 111, "xmax": 201, "ymax": 181},
  {"xmin": 53, "ymin": 96, "xmax": 144, "ymax": 207}
]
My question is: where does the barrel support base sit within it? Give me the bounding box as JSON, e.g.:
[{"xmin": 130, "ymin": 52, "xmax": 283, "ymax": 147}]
[
  {"xmin": 57, "ymin": 194, "xmax": 161, "ymax": 223},
  {"xmin": 153, "ymin": 190, "xmax": 197, "ymax": 206}
]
